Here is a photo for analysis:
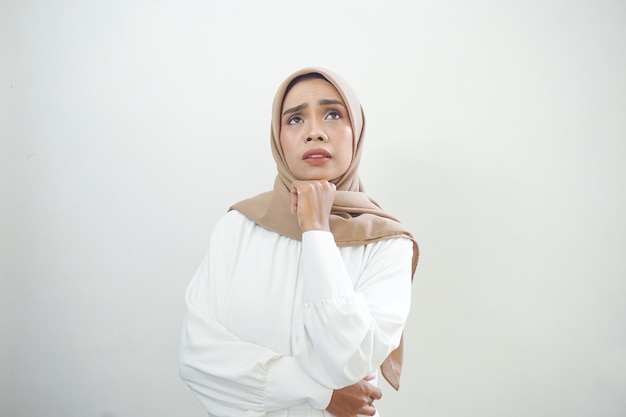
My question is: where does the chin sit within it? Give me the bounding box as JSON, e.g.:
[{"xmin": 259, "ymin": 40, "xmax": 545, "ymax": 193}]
[{"xmin": 307, "ymin": 175, "xmax": 333, "ymax": 181}]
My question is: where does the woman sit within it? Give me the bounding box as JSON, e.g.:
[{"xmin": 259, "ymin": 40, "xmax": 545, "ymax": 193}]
[{"xmin": 179, "ymin": 68, "xmax": 418, "ymax": 417}]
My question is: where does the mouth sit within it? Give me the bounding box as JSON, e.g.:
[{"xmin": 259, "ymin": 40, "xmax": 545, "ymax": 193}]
[{"xmin": 302, "ymin": 149, "xmax": 332, "ymax": 160}]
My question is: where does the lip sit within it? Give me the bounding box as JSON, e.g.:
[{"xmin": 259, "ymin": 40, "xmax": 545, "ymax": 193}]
[{"xmin": 302, "ymin": 149, "xmax": 332, "ymax": 160}]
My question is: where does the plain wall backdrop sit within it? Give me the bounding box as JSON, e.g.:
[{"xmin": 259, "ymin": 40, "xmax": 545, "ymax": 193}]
[{"xmin": 2, "ymin": 0, "xmax": 625, "ymax": 416}]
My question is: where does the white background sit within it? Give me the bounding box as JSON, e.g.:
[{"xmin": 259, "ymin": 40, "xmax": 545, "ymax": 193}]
[{"xmin": 2, "ymin": 1, "xmax": 625, "ymax": 416}]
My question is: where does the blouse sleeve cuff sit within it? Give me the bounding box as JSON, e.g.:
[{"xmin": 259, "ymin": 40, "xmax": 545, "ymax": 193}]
[{"xmin": 265, "ymin": 356, "xmax": 332, "ymax": 410}]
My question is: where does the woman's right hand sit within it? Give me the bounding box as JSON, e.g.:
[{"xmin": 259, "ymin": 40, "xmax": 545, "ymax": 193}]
[
  {"xmin": 290, "ymin": 180, "xmax": 337, "ymax": 232},
  {"xmin": 326, "ymin": 375, "xmax": 382, "ymax": 417}
]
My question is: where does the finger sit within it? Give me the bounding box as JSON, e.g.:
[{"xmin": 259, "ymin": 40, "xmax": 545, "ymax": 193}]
[
  {"xmin": 363, "ymin": 373, "xmax": 376, "ymax": 381},
  {"xmin": 290, "ymin": 188, "xmax": 298, "ymax": 214},
  {"xmin": 358, "ymin": 404, "xmax": 377, "ymax": 417},
  {"xmin": 370, "ymin": 387, "xmax": 383, "ymax": 401},
  {"xmin": 363, "ymin": 383, "xmax": 382, "ymax": 401}
]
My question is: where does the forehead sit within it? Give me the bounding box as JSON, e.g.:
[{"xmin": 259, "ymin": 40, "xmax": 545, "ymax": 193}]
[{"xmin": 282, "ymin": 78, "xmax": 344, "ymax": 107}]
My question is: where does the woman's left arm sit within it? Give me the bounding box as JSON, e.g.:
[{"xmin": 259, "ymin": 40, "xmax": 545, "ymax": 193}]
[{"xmin": 296, "ymin": 232, "xmax": 413, "ymax": 388}]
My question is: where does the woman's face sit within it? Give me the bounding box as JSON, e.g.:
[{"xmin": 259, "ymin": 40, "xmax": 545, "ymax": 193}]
[{"xmin": 279, "ymin": 78, "xmax": 353, "ymax": 181}]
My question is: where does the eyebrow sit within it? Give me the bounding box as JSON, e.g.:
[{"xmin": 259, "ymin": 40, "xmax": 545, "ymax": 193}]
[
  {"xmin": 282, "ymin": 103, "xmax": 308, "ymax": 117},
  {"xmin": 318, "ymin": 99, "xmax": 345, "ymax": 107},
  {"xmin": 282, "ymin": 99, "xmax": 346, "ymax": 117}
]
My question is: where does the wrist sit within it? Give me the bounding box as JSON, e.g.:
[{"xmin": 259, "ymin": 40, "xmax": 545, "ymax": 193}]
[{"xmin": 300, "ymin": 220, "xmax": 330, "ymax": 232}]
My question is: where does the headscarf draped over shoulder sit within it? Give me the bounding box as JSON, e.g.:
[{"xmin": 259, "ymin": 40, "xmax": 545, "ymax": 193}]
[{"xmin": 230, "ymin": 67, "xmax": 418, "ymax": 390}]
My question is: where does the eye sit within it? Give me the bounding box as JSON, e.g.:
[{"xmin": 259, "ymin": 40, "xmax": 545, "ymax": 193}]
[
  {"xmin": 287, "ymin": 115, "xmax": 303, "ymax": 125},
  {"xmin": 325, "ymin": 110, "xmax": 341, "ymax": 120}
]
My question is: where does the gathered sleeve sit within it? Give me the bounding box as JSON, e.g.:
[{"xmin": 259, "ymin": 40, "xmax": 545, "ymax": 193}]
[
  {"xmin": 295, "ymin": 231, "xmax": 413, "ymax": 388},
  {"xmin": 178, "ymin": 218, "xmax": 332, "ymax": 416}
]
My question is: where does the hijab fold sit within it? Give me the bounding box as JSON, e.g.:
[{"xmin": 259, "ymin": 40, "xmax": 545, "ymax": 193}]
[{"xmin": 230, "ymin": 67, "xmax": 418, "ymax": 390}]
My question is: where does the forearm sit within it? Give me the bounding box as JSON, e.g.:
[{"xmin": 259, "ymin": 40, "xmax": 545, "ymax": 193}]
[{"xmin": 296, "ymin": 232, "xmax": 413, "ymax": 387}]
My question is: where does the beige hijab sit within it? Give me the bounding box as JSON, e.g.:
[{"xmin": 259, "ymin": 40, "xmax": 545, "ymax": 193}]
[{"xmin": 231, "ymin": 67, "xmax": 418, "ymax": 390}]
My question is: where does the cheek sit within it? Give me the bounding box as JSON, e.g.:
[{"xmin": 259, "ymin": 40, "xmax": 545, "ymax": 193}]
[
  {"xmin": 279, "ymin": 132, "xmax": 296, "ymax": 162},
  {"xmin": 279, "ymin": 131, "xmax": 289, "ymax": 151}
]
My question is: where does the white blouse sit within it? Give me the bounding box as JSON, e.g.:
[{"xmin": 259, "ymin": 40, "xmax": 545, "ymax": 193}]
[{"xmin": 179, "ymin": 210, "xmax": 413, "ymax": 417}]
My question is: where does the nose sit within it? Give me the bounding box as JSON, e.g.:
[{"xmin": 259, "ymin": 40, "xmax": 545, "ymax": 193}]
[{"xmin": 305, "ymin": 120, "xmax": 328, "ymax": 142}]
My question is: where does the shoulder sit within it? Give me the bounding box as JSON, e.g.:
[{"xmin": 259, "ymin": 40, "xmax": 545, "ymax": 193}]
[
  {"xmin": 207, "ymin": 211, "xmax": 259, "ymax": 260},
  {"xmin": 212, "ymin": 210, "xmax": 289, "ymax": 244},
  {"xmin": 359, "ymin": 237, "xmax": 415, "ymax": 269},
  {"xmin": 371, "ymin": 236, "xmax": 414, "ymax": 250},
  {"xmin": 343, "ymin": 236, "xmax": 414, "ymax": 257},
  {"xmin": 216, "ymin": 209, "xmax": 251, "ymax": 227},
  {"xmin": 211, "ymin": 210, "xmax": 255, "ymax": 238}
]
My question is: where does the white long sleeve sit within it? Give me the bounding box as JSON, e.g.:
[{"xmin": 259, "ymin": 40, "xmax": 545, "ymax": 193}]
[
  {"xmin": 179, "ymin": 210, "xmax": 413, "ymax": 416},
  {"xmin": 296, "ymin": 231, "xmax": 413, "ymax": 387}
]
